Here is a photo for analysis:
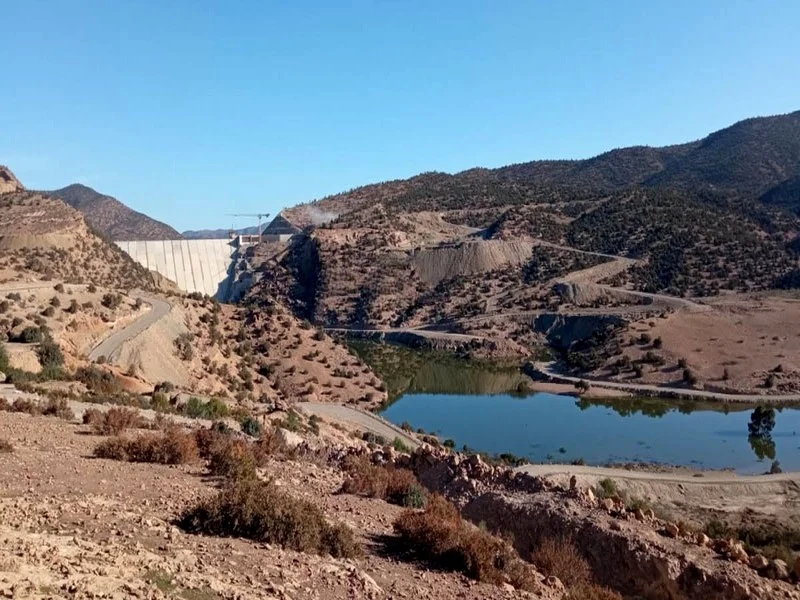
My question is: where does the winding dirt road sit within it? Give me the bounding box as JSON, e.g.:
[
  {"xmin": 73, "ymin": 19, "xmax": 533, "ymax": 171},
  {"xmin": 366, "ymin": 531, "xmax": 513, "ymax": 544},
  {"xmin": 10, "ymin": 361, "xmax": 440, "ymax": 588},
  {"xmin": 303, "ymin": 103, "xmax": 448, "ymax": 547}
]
[
  {"xmin": 87, "ymin": 293, "xmax": 172, "ymax": 362},
  {"xmin": 298, "ymin": 402, "xmax": 420, "ymax": 449},
  {"xmin": 531, "ymin": 361, "xmax": 800, "ymax": 404}
]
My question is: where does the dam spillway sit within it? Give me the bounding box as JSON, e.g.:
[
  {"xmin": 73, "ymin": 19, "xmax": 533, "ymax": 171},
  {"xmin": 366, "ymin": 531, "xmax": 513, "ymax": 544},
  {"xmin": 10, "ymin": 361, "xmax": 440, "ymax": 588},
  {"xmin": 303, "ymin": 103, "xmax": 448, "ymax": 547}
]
[{"xmin": 115, "ymin": 239, "xmax": 236, "ymax": 299}]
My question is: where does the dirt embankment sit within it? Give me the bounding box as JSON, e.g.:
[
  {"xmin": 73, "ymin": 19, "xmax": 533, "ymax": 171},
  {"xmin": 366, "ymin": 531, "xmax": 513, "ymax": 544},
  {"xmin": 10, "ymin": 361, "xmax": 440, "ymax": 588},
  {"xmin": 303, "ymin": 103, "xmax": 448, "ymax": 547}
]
[{"xmin": 412, "ymin": 240, "xmax": 535, "ymax": 285}]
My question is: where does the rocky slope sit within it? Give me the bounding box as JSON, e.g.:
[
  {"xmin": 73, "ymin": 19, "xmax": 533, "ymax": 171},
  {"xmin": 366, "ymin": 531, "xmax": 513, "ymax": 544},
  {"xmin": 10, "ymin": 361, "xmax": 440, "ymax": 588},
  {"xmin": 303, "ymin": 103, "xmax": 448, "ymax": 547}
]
[
  {"xmin": 0, "ymin": 178, "xmax": 156, "ymax": 290},
  {"xmin": 49, "ymin": 183, "xmax": 181, "ymax": 241}
]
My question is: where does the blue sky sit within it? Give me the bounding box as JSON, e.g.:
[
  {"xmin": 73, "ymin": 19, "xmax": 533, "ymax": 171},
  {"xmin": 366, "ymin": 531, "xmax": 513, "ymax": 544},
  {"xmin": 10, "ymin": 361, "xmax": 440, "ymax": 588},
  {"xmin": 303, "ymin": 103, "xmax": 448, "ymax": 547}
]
[{"xmin": 2, "ymin": 1, "xmax": 798, "ymax": 231}]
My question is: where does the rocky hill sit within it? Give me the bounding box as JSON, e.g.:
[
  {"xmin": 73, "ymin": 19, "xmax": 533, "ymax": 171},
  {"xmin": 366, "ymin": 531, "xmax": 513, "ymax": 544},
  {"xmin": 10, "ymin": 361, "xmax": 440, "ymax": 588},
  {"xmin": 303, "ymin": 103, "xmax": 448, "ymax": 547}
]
[
  {"xmin": 0, "ymin": 165, "xmax": 23, "ymax": 194},
  {"xmin": 49, "ymin": 183, "xmax": 181, "ymax": 241},
  {"xmin": 286, "ymin": 110, "xmax": 800, "ymax": 221},
  {"xmin": 0, "ymin": 170, "xmax": 156, "ymax": 289}
]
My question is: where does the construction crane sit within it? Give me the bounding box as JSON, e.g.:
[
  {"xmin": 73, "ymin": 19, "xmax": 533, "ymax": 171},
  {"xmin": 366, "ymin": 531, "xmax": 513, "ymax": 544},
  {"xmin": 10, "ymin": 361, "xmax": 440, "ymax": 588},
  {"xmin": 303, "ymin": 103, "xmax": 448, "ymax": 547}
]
[{"xmin": 227, "ymin": 213, "xmax": 271, "ymax": 239}]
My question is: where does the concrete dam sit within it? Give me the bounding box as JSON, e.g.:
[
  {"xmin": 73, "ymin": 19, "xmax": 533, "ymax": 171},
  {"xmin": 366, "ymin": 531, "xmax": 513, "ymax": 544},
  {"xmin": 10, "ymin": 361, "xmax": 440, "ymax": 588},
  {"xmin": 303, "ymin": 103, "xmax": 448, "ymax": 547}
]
[{"xmin": 115, "ymin": 239, "xmax": 239, "ymax": 299}]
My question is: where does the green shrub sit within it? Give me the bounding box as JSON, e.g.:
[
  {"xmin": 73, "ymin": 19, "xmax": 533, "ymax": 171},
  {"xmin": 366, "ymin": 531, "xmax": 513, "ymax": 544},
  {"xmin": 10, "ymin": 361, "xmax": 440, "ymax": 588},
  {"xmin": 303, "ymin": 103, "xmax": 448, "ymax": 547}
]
[
  {"xmin": 596, "ymin": 478, "xmax": 617, "ymax": 499},
  {"xmin": 17, "ymin": 326, "xmax": 44, "ymax": 344},
  {"xmin": 392, "ymin": 437, "xmax": 412, "ymax": 454},
  {"xmin": 178, "ymin": 478, "xmax": 362, "ymax": 558},
  {"xmin": 240, "ymin": 416, "xmax": 262, "ymax": 437},
  {"xmin": 36, "ymin": 338, "xmax": 64, "ymax": 370},
  {"xmin": 183, "ymin": 397, "xmax": 229, "ymax": 420},
  {"xmin": 75, "ymin": 366, "xmax": 121, "ymax": 395}
]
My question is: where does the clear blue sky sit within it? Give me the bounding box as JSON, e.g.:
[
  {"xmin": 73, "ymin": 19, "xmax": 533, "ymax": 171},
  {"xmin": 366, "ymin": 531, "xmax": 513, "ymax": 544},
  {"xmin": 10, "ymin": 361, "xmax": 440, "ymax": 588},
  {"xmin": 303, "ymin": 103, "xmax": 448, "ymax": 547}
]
[{"xmin": 2, "ymin": 1, "xmax": 798, "ymax": 231}]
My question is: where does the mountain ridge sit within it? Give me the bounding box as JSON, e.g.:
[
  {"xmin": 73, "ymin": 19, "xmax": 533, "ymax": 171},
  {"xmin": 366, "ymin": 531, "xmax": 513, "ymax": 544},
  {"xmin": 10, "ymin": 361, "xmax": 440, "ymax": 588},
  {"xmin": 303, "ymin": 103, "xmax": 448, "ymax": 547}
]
[{"xmin": 48, "ymin": 183, "xmax": 182, "ymax": 241}]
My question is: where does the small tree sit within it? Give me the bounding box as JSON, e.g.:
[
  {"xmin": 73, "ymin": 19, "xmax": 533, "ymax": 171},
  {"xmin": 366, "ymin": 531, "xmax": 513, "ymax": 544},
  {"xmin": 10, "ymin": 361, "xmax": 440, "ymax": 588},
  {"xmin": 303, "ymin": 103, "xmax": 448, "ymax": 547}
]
[{"xmin": 683, "ymin": 368, "xmax": 698, "ymax": 385}]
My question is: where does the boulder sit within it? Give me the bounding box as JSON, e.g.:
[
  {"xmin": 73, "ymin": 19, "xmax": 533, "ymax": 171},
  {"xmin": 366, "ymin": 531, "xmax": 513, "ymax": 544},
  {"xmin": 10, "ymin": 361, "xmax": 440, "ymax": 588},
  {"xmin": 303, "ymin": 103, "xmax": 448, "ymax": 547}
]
[
  {"xmin": 275, "ymin": 428, "xmax": 304, "ymax": 451},
  {"xmin": 663, "ymin": 523, "xmax": 680, "ymax": 538},
  {"xmin": 728, "ymin": 543, "xmax": 748, "ymax": 564},
  {"xmin": 764, "ymin": 559, "xmax": 789, "ymax": 580},
  {"xmin": 749, "ymin": 554, "xmax": 769, "ymax": 570},
  {"xmin": 694, "ymin": 532, "xmax": 710, "ymax": 547},
  {"xmin": 569, "ymin": 475, "xmax": 577, "ymax": 490}
]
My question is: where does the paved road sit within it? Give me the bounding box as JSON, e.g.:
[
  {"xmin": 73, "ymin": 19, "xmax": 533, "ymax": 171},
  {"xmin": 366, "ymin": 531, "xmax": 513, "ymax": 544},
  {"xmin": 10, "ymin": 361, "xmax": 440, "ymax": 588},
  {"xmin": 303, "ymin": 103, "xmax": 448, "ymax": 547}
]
[
  {"xmin": 516, "ymin": 463, "xmax": 800, "ymax": 483},
  {"xmin": 298, "ymin": 402, "xmax": 420, "ymax": 449},
  {"xmin": 87, "ymin": 293, "xmax": 172, "ymax": 361},
  {"xmin": 532, "ymin": 361, "xmax": 800, "ymax": 404}
]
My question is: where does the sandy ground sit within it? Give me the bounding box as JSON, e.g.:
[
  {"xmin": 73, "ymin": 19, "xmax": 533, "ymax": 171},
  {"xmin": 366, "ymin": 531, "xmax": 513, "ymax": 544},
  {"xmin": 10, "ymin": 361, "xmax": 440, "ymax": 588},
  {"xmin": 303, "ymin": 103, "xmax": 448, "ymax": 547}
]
[{"xmin": 0, "ymin": 410, "xmax": 554, "ymax": 600}]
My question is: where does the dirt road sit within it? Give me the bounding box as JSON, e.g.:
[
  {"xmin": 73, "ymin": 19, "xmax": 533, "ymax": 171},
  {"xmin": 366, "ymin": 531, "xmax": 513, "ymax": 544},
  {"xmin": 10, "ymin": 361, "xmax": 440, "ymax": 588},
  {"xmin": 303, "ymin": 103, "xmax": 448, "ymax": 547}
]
[
  {"xmin": 87, "ymin": 293, "xmax": 171, "ymax": 362},
  {"xmin": 516, "ymin": 463, "xmax": 800, "ymax": 484},
  {"xmin": 298, "ymin": 402, "xmax": 420, "ymax": 449},
  {"xmin": 531, "ymin": 361, "xmax": 800, "ymax": 403}
]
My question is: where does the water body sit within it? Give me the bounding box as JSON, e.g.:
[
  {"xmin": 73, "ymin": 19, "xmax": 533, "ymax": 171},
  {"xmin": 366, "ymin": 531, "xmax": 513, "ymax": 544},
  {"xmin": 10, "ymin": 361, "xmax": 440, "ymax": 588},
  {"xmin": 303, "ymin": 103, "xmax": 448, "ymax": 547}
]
[{"xmin": 364, "ymin": 344, "xmax": 800, "ymax": 473}]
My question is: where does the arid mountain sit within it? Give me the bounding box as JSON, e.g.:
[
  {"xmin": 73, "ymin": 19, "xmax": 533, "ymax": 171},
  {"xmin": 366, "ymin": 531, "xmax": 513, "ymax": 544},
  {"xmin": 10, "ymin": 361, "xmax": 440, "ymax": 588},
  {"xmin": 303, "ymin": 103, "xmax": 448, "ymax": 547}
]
[
  {"xmin": 271, "ymin": 111, "xmax": 800, "ymax": 342},
  {"xmin": 49, "ymin": 183, "xmax": 181, "ymax": 241},
  {"xmin": 286, "ymin": 110, "xmax": 800, "ymax": 221},
  {"xmin": 0, "ymin": 169, "xmax": 156, "ymax": 289}
]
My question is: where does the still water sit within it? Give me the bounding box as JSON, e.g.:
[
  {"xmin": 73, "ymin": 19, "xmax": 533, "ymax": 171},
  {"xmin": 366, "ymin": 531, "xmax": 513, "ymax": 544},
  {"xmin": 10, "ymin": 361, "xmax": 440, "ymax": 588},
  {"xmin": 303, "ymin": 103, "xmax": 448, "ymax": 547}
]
[{"xmin": 381, "ymin": 392, "xmax": 800, "ymax": 474}]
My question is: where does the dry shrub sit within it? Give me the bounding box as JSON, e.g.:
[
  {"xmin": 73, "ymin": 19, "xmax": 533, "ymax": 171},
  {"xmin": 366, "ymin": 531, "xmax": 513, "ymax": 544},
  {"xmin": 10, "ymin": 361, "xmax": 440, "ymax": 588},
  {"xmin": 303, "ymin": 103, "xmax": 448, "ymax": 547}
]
[
  {"xmin": 393, "ymin": 494, "xmax": 538, "ymax": 590},
  {"xmin": 178, "ymin": 478, "xmax": 361, "ymax": 559},
  {"xmin": 82, "ymin": 407, "xmax": 103, "ymax": 426},
  {"xmin": 567, "ymin": 583, "xmax": 623, "ymax": 600},
  {"xmin": 11, "ymin": 398, "xmax": 41, "ymax": 415},
  {"xmin": 0, "ymin": 438, "xmax": 13, "ymax": 453},
  {"xmin": 94, "ymin": 427, "xmax": 198, "ymax": 464},
  {"xmin": 92, "ymin": 407, "xmax": 143, "ymax": 435},
  {"xmin": 207, "ymin": 437, "xmax": 259, "ymax": 480},
  {"xmin": 531, "ymin": 537, "xmax": 591, "ymax": 588},
  {"xmin": 43, "ymin": 398, "xmax": 75, "ymax": 421},
  {"xmin": 341, "ymin": 457, "xmax": 426, "ymax": 507}
]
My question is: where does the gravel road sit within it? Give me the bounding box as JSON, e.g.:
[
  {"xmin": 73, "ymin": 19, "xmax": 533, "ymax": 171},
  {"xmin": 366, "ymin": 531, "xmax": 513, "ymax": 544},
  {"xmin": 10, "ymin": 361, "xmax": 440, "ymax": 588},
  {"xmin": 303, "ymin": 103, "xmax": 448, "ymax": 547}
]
[
  {"xmin": 532, "ymin": 361, "xmax": 800, "ymax": 403},
  {"xmin": 298, "ymin": 402, "xmax": 420, "ymax": 449},
  {"xmin": 88, "ymin": 293, "xmax": 172, "ymax": 361}
]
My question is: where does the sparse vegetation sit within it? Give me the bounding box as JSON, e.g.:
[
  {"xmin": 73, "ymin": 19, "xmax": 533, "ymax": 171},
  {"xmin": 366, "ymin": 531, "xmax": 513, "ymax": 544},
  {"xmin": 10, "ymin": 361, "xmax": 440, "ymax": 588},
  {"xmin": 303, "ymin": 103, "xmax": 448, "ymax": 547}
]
[
  {"xmin": 89, "ymin": 407, "xmax": 144, "ymax": 435},
  {"xmin": 341, "ymin": 457, "xmax": 427, "ymax": 508},
  {"xmin": 0, "ymin": 438, "xmax": 13, "ymax": 453},
  {"xmin": 531, "ymin": 536, "xmax": 591, "ymax": 588},
  {"xmin": 94, "ymin": 428, "xmax": 199, "ymax": 464},
  {"xmin": 393, "ymin": 494, "xmax": 539, "ymax": 590},
  {"xmin": 178, "ymin": 478, "xmax": 362, "ymax": 558}
]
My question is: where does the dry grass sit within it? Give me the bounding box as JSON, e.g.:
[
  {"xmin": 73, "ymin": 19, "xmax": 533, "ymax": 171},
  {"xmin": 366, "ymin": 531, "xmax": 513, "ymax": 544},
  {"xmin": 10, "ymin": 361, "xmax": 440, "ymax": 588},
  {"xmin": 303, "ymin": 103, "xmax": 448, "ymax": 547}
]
[
  {"xmin": 93, "ymin": 427, "xmax": 198, "ymax": 464},
  {"xmin": 531, "ymin": 537, "xmax": 591, "ymax": 588},
  {"xmin": 0, "ymin": 438, "xmax": 13, "ymax": 453},
  {"xmin": 341, "ymin": 456, "xmax": 426, "ymax": 507},
  {"xmin": 178, "ymin": 478, "xmax": 362, "ymax": 559},
  {"xmin": 566, "ymin": 584, "xmax": 623, "ymax": 600},
  {"xmin": 43, "ymin": 398, "xmax": 75, "ymax": 421},
  {"xmin": 393, "ymin": 494, "xmax": 538, "ymax": 590},
  {"xmin": 88, "ymin": 406, "xmax": 144, "ymax": 435}
]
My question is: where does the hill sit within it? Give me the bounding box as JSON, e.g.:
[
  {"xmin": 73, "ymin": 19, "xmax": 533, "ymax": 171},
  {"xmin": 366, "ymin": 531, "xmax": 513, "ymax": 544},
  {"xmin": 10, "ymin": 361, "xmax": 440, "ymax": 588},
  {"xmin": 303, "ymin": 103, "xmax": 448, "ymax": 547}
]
[
  {"xmin": 0, "ymin": 169, "xmax": 156, "ymax": 289},
  {"xmin": 49, "ymin": 184, "xmax": 181, "ymax": 241},
  {"xmin": 285, "ymin": 110, "xmax": 800, "ymax": 220}
]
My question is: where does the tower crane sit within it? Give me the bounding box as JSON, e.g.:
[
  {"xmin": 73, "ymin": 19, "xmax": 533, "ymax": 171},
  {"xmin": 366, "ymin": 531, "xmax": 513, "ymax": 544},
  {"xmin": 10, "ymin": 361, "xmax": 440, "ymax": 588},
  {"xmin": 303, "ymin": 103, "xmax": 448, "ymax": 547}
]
[{"xmin": 227, "ymin": 213, "xmax": 271, "ymax": 239}]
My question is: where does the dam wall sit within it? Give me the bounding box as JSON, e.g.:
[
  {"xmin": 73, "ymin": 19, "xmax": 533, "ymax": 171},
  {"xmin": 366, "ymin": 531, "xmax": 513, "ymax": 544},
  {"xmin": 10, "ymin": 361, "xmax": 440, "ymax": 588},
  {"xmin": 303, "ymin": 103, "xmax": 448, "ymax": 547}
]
[{"xmin": 115, "ymin": 239, "xmax": 236, "ymax": 299}]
